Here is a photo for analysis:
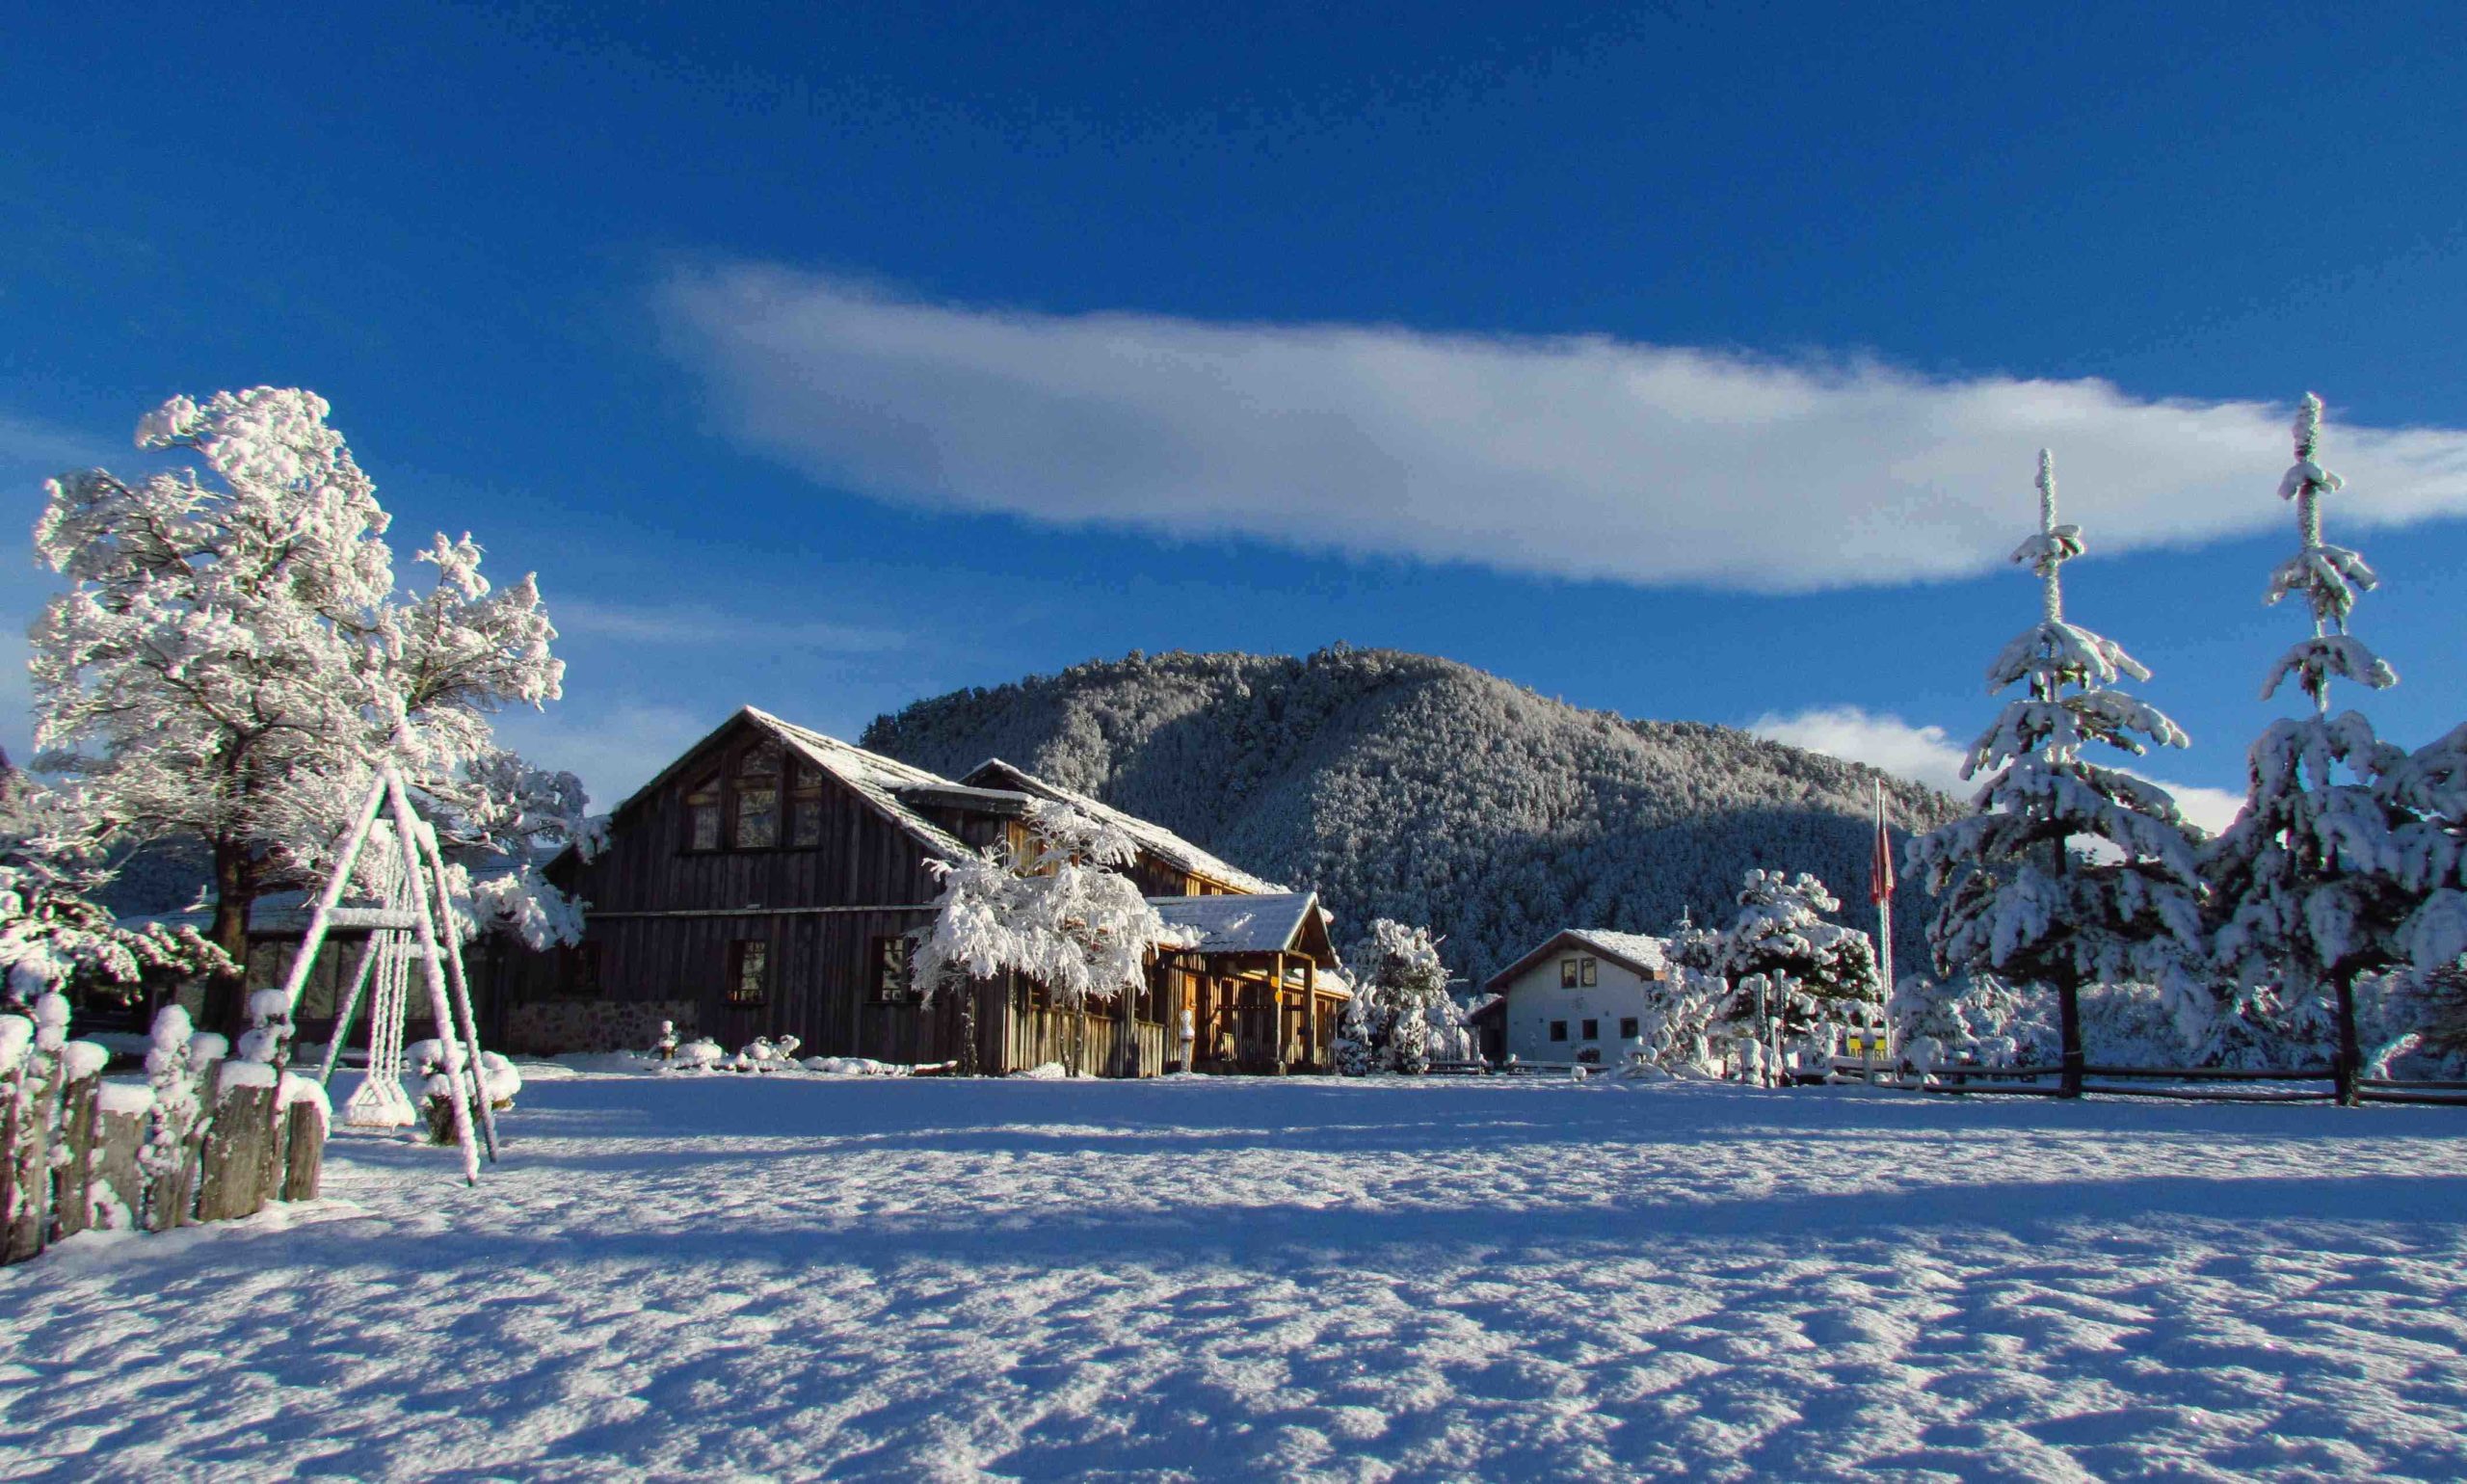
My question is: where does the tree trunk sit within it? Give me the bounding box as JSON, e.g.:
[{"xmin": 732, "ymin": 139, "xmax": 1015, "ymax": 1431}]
[
  {"xmin": 205, "ymin": 840, "xmax": 254, "ymax": 1038},
  {"xmin": 2056, "ymin": 975, "xmax": 2084, "ymax": 1099},
  {"xmin": 2333, "ymin": 973, "xmax": 2362, "ymax": 1107},
  {"xmin": 954, "ymin": 977, "xmax": 980, "ymax": 1077}
]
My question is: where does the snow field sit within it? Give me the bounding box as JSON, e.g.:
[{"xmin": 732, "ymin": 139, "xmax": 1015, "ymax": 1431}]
[{"xmin": 2, "ymin": 1073, "xmax": 2464, "ymax": 1480}]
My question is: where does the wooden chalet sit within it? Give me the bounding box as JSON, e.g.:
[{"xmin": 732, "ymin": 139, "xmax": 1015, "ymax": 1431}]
[{"xmin": 497, "ymin": 707, "xmax": 1347, "ymax": 1074}]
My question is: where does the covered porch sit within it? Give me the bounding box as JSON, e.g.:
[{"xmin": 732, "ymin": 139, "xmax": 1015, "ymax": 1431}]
[{"xmin": 1148, "ymin": 891, "xmax": 1348, "ymax": 1073}]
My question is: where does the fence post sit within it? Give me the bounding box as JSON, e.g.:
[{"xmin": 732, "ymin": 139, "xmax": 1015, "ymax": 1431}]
[
  {"xmin": 199, "ymin": 1082, "xmax": 279, "ymax": 1224},
  {"xmin": 2333, "ymin": 978, "xmax": 2361, "ymax": 1107},
  {"xmin": 281, "ymin": 1101, "xmax": 325, "ymax": 1202},
  {"xmin": 5, "ymin": 1066, "xmax": 52, "ymax": 1263},
  {"xmin": 52, "ymin": 1075, "xmax": 100, "ymax": 1239}
]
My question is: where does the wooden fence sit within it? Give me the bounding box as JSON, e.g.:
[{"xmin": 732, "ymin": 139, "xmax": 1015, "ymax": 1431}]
[
  {"xmin": 1886, "ymin": 1060, "xmax": 2467, "ymax": 1106},
  {"xmin": 1, "ymin": 1060, "xmax": 326, "ymax": 1267}
]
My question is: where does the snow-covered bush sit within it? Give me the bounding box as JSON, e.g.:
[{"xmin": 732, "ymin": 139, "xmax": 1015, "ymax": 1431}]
[
  {"xmin": 672, "ymin": 1037, "xmax": 725, "ymax": 1072},
  {"xmin": 1355, "ymin": 918, "xmax": 1451, "ymax": 1074},
  {"xmin": 651, "ymin": 1020, "xmax": 680, "ymax": 1062},
  {"xmin": 1331, "ymin": 985, "xmax": 1377, "ymax": 1075},
  {"xmin": 728, "ymin": 1036, "xmax": 803, "ymax": 1073},
  {"xmin": 1667, "ymin": 871, "xmax": 1875, "ymax": 1080},
  {"xmin": 138, "ymin": 1006, "xmax": 205, "ymax": 1227}
]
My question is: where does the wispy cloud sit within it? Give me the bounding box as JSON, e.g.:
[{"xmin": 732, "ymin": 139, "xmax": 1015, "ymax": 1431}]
[
  {"xmin": 491, "ymin": 701, "xmax": 714, "ymax": 813},
  {"xmin": 1751, "ymin": 703, "xmax": 2247, "ymax": 836},
  {"xmin": 0, "ymin": 411, "xmax": 117, "ymax": 484},
  {"xmin": 552, "ymin": 598, "xmax": 903, "ymax": 653},
  {"xmin": 656, "ymin": 265, "xmax": 2467, "ymax": 592}
]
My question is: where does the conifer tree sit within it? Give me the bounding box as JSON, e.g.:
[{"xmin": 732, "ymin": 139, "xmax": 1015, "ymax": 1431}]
[
  {"xmin": 2205, "ymin": 395, "xmax": 2416, "ymax": 1101},
  {"xmin": 1910, "ymin": 451, "xmax": 2204, "ymax": 1096}
]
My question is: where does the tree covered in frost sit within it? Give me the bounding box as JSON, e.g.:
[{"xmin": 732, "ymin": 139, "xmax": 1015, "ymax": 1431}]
[
  {"xmin": 31, "ymin": 388, "xmax": 592, "ymax": 1030},
  {"xmin": 0, "ymin": 762, "xmax": 227, "ymax": 1017},
  {"xmin": 863, "ymin": 647, "xmax": 1960, "ymax": 992},
  {"xmin": 1910, "ymin": 451, "xmax": 2205, "ymax": 1096},
  {"xmin": 1667, "ymin": 870, "xmax": 1877, "ymax": 1077},
  {"xmin": 1331, "ymin": 980, "xmax": 1378, "ymax": 1075},
  {"xmin": 912, "ymin": 799, "xmax": 1196, "ymax": 1074},
  {"xmin": 1357, "ymin": 917, "xmax": 1451, "ymax": 1073},
  {"xmin": 2203, "ymin": 395, "xmax": 2427, "ymax": 1098}
]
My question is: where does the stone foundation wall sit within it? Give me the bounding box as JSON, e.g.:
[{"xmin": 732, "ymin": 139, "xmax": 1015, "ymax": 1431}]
[{"xmin": 504, "ymin": 999, "xmax": 700, "ymax": 1056}]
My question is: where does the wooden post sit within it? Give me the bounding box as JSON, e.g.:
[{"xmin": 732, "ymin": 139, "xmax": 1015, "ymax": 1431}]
[
  {"xmin": 0, "ymin": 1086, "xmax": 19, "ymax": 1262},
  {"xmin": 199, "ymin": 1081, "xmax": 279, "ymax": 1223},
  {"xmin": 416, "ymin": 815, "xmax": 500, "ymax": 1160},
  {"xmin": 93, "ymin": 1111, "xmax": 146, "ymax": 1227},
  {"xmin": 52, "ymin": 1074, "xmax": 100, "ymax": 1239},
  {"xmin": 6, "ymin": 1065, "xmax": 52, "ymax": 1263},
  {"xmin": 2333, "ymin": 974, "xmax": 2362, "ymax": 1107},
  {"xmin": 1301, "ymin": 957, "xmax": 1318, "ymax": 1072},
  {"xmin": 281, "ymin": 1102, "xmax": 325, "ymax": 1201}
]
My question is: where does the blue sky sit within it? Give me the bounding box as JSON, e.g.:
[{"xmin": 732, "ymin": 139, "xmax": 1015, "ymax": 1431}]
[{"xmin": 5, "ymin": 2, "xmax": 2464, "ymax": 821}]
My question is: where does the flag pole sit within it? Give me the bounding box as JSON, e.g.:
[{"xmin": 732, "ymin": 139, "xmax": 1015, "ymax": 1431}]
[{"xmin": 1872, "ymin": 780, "xmax": 1896, "ymax": 1065}]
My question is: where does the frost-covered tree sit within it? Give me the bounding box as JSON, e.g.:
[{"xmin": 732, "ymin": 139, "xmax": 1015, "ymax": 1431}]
[
  {"xmin": 2204, "ymin": 395, "xmax": 2421, "ymax": 1100},
  {"xmin": 1669, "ymin": 870, "xmax": 1878, "ymax": 1079},
  {"xmin": 1359, "ymin": 918, "xmax": 1451, "ymax": 1074},
  {"xmin": 0, "ymin": 775, "xmax": 227, "ymax": 1016},
  {"xmin": 1331, "ymin": 984, "xmax": 1377, "ymax": 1075},
  {"xmin": 912, "ymin": 799, "xmax": 1196, "ymax": 1074},
  {"xmin": 31, "ymin": 388, "xmax": 589, "ymax": 1030},
  {"xmin": 1910, "ymin": 451, "xmax": 2205, "ymax": 1097}
]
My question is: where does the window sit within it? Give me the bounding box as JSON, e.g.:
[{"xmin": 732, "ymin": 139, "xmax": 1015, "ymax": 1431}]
[
  {"xmin": 1580, "ymin": 958, "xmax": 1598, "ymax": 987},
  {"xmin": 871, "ymin": 935, "xmax": 917, "ymax": 1003},
  {"xmin": 1619, "ymin": 1017, "xmax": 1639, "ymax": 1040},
  {"xmin": 1580, "ymin": 1019, "xmax": 1599, "ymax": 1041},
  {"xmin": 789, "ymin": 760, "xmax": 825, "ymax": 847},
  {"xmin": 1560, "ymin": 958, "xmax": 1578, "ymax": 988},
  {"xmin": 1549, "ymin": 1020, "xmax": 1568, "ymax": 1042},
  {"xmin": 684, "ymin": 772, "xmax": 722, "ymax": 851},
  {"xmin": 556, "ymin": 942, "xmax": 602, "ymax": 998},
  {"xmin": 728, "ymin": 940, "xmax": 769, "ymax": 1006},
  {"xmin": 734, "ymin": 740, "xmax": 783, "ymax": 849}
]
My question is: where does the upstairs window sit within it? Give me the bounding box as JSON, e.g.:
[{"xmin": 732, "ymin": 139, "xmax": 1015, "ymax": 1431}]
[
  {"xmin": 789, "ymin": 760, "xmax": 825, "ymax": 847},
  {"xmin": 684, "ymin": 773, "xmax": 722, "ymax": 852},
  {"xmin": 734, "ymin": 740, "xmax": 783, "ymax": 849},
  {"xmin": 1580, "ymin": 958, "xmax": 1598, "ymax": 986},
  {"xmin": 1560, "ymin": 959, "xmax": 1578, "ymax": 988},
  {"xmin": 728, "ymin": 940, "xmax": 770, "ymax": 1006}
]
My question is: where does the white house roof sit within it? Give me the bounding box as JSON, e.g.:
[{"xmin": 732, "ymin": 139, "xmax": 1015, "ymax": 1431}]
[
  {"xmin": 965, "ymin": 758, "xmax": 1287, "ymax": 894},
  {"xmin": 1483, "ymin": 927, "xmax": 1672, "ymax": 993},
  {"xmin": 1147, "ymin": 891, "xmax": 1321, "ymax": 954}
]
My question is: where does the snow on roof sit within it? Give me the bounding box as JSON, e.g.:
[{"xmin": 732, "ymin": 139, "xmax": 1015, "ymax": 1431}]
[
  {"xmin": 1482, "ymin": 927, "xmax": 1672, "ymax": 993},
  {"xmin": 1148, "ymin": 891, "xmax": 1320, "ymax": 954},
  {"xmin": 965, "ymin": 758, "xmax": 1287, "ymax": 894},
  {"xmin": 746, "ymin": 709, "xmax": 977, "ymax": 862}
]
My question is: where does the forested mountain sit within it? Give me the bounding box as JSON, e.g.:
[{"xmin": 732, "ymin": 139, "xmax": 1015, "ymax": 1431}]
[{"xmin": 863, "ymin": 647, "xmax": 1964, "ymax": 988}]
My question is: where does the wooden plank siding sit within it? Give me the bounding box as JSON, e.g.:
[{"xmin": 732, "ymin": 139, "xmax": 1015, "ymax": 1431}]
[{"xmin": 499, "ymin": 710, "xmax": 1323, "ymax": 1074}]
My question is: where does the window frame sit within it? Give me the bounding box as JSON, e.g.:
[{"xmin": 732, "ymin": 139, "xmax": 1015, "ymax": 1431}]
[
  {"xmin": 1548, "ymin": 1020, "xmax": 1569, "ymax": 1043},
  {"xmin": 727, "ymin": 939, "xmax": 770, "ymax": 1007},
  {"xmin": 1579, "ymin": 958, "xmax": 1598, "ymax": 987},
  {"xmin": 870, "ymin": 934, "xmax": 919, "ymax": 1005},
  {"xmin": 681, "ymin": 741, "xmax": 831, "ymax": 854},
  {"xmin": 1580, "ymin": 1018, "xmax": 1599, "ymax": 1041},
  {"xmin": 1619, "ymin": 1016, "xmax": 1639, "ymax": 1040},
  {"xmin": 1559, "ymin": 958, "xmax": 1578, "ymax": 988}
]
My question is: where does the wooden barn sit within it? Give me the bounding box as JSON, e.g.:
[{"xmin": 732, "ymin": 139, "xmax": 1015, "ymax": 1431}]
[{"xmin": 495, "ymin": 707, "xmax": 1347, "ymax": 1074}]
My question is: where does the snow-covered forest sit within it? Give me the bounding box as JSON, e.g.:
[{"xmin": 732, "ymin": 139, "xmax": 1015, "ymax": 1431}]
[{"xmin": 863, "ymin": 647, "xmax": 1959, "ymax": 985}]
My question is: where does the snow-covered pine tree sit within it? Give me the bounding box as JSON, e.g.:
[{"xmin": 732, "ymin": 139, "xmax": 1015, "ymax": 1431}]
[
  {"xmin": 1910, "ymin": 450, "xmax": 2204, "ymax": 1097},
  {"xmin": 31, "ymin": 388, "xmax": 592, "ymax": 1031},
  {"xmin": 911, "ymin": 799, "xmax": 1196, "ymax": 1075},
  {"xmin": 1668, "ymin": 869, "xmax": 1876, "ymax": 1081},
  {"xmin": 2205, "ymin": 395, "xmax": 2419, "ymax": 1102},
  {"xmin": 1331, "ymin": 981, "xmax": 1377, "ymax": 1075},
  {"xmin": 1361, "ymin": 918, "xmax": 1449, "ymax": 1074}
]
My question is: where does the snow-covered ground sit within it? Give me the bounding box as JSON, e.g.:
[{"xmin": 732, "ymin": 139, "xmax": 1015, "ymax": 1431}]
[{"xmin": 4, "ymin": 1071, "xmax": 2465, "ymax": 1481}]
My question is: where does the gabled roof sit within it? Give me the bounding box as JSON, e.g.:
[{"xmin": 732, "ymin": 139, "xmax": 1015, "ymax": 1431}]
[
  {"xmin": 962, "ymin": 758, "xmax": 1286, "ymax": 894},
  {"xmin": 1148, "ymin": 891, "xmax": 1321, "ymax": 955},
  {"xmin": 1483, "ymin": 928, "xmax": 1671, "ymax": 994},
  {"xmin": 600, "ymin": 706, "xmax": 979, "ymax": 864}
]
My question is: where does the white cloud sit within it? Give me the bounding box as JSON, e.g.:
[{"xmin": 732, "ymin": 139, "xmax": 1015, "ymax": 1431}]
[
  {"xmin": 656, "ymin": 265, "xmax": 2467, "ymax": 592},
  {"xmin": 1750, "ymin": 704, "xmax": 2246, "ymax": 836},
  {"xmin": 553, "ymin": 598, "xmax": 902, "ymax": 653}
]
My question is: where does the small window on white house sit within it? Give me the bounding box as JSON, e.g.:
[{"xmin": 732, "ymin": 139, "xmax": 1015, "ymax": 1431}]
[
  {"xmin": 1549, "ymin": 1020, "xmax": 1568, "ymax": 1042},
  {"xmin": 1620, "ymin": 1017, "xmax": 1639, "ymax": 1039},
  {"xmin": 1580, "ymin": 958, "xmax": 1598, "ymax": 987},
  {"xmin": 1580, "ymin": 1019, "xmax": 1599, "ymax": 1041},
  {"xmin": 1560, "ymin": 959, "xmax": 1578, "ymax": 988}
]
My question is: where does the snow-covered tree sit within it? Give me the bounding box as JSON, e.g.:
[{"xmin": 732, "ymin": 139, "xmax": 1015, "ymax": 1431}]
[
  {"xmin": 1331, "ymin": 985, "xmax": 1377, "ymax": 1075},
  {"xmin": 1910, "ymin": 451, "xmax": 2205, "ymax": 1096},
  {"xmin": 2204, "ymin": 395, "xmax": 2420, "ymax": 1100},
  {"xmin": 31, "ymin": 388, "xmax": 591, "ymax": 1030},
  {"xmin": 1357, "ymin": 918, "xmax": 1450, "ymax": 1074},
  {"xmin": 1668, "ymin": 870, "xmax": 1878, "ymax": 1080},
  {"xmin": 0, "ymin": 777, "xmax": 228, "ymax": 1017},
  {"xmin": 912, "ymin": 799, "xmax": 1196, "ymax": 1075}
]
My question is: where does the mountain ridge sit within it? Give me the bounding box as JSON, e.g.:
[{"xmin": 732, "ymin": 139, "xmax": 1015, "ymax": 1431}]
[{"xmin": 862, "ymin": 647, "xmax": 1962, "ymax": 985}]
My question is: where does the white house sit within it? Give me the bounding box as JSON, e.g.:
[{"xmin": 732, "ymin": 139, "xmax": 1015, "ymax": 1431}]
[{"xmin": 1480, "ymin": 929, "xmax": 1671, "ymax": 1066}]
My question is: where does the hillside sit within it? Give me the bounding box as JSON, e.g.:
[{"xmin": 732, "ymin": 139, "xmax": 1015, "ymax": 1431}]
[{"xmin": 862, "ymin": 647, "xmax": 1963, "ymax": 987}]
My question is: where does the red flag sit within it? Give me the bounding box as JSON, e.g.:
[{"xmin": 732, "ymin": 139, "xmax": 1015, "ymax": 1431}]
[{"xmin": 1869, "ymin": 788, "xmax": 1896, "ymax": 906}]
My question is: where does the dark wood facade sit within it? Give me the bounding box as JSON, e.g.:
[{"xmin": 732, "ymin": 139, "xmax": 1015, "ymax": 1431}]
[{"xmin": 498, "ymin": 708, "xmax": 1346, "ymax": 1074}]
